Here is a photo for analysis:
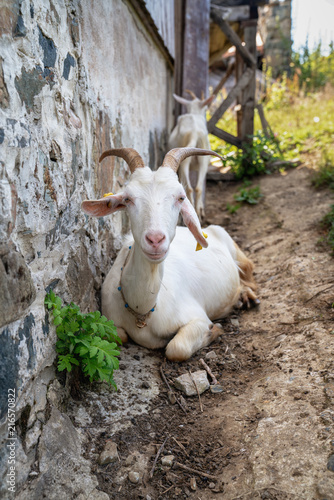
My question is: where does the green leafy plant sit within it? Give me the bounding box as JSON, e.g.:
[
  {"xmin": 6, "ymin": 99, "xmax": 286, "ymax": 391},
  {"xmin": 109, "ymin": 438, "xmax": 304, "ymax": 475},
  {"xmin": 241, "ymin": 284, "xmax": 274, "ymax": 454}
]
[
  {"xmin": 45, "ymin": 291, "xmax": 121, "ymax": 388},
  {"xmin": 234, "ymin": 184, "xmax": 263, "ymax": 205},
  {"xmin": 211, "ymin": 132, "xmax": 282, "ymax": 180},
  {"xmin": 226, "ymin": 202, "xmax": 241, "ymax": 214}
]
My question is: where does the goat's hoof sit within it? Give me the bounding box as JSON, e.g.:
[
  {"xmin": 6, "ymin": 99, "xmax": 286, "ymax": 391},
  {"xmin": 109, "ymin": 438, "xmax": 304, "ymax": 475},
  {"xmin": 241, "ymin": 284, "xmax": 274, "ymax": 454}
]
[
  {"xmin": 208, "ymin": 323, "xmax": 223, "ymax": 341},
  {"xmin": 240, "ymin": 294, "xmax": 260, "ymax": 310},
  {"xmin": 116, "ymin": 327, "xmax": 128, "ymax": 343}
]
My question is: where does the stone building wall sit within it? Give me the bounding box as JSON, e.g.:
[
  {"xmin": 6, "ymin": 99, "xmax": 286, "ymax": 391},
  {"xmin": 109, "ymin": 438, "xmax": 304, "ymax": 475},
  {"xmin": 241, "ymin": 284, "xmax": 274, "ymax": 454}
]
[
  {"xmin": 258, "ymin": 0, "xmax": 292, "ymax": 77},
  {"xmin": 0, "ymin": 0, "xmax": 173, "ymax": 494}
]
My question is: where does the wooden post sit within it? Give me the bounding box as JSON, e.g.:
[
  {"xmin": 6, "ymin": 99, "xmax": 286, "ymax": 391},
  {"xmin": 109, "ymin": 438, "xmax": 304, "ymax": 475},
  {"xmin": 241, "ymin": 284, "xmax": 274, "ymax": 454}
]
[
  {"xmin": 174, "ymin": 0, "xmax": 186, "ymax": 122},
  {"xmin": 182, "ymin": 0, "xmax": 210, "ymax": 102},
  {"xmin": 235, "ymin": 49, "xmax": 244, "ymax": 139},
  {"xmin": 240, "ymin": 18, "xmax": 257, "ymax": 144}
]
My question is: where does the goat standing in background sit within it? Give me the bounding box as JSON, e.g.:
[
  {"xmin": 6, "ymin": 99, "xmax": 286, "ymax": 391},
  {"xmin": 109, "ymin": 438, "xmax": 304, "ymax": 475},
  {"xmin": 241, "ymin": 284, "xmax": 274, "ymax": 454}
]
[
  {"xmin": 168, "ymin": 91, "xmax": 215, "ymax": 221},
  {"xmin": 82, "ymin": 147, "xmax": 258, "ymax": 362}
]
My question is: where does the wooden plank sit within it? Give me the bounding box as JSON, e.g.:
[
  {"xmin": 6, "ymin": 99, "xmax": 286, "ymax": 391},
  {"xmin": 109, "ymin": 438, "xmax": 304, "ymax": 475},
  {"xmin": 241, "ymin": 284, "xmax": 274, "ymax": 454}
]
[
  {"xmin": 235, "ymin": 50, "xmax": 244, "ymax": 138},
  {"xmin": 173, "ymin": 0, "xmax": 185, "ymax": 121},
  {"xmin": 182, "ymin": 0, "xmax": 211, "ymax": 100},
  {"xmin": 239, "ymin": 19, "xmax": 257, "ymax": 142},
  {"xmin": 210, "ymin": 126, "xmax": 242, "ymax": 149},
  {"xmin": 211, "ymin": 61, "xmax": 235, "ymax": 96},
  {"xmin": 256, "ymin": 103, "xmax": 270, "ymax": 138},
  {"xmin": 207, "ymin": 66, "xmax": 253, "ymax": 131},
  {"xmin": 210, "ymin": 9, "xmax": 256, "ymax": 67}
]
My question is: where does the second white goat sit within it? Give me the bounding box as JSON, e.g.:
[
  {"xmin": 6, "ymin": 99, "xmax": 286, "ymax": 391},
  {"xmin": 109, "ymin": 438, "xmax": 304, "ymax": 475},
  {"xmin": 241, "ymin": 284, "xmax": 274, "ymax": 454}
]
[
  {"xmin": 168, "ymin": 91, "xmax": 215, "ymax": 220},
  {"xmin": 82, "ymin": 147, "xmax": 258, "ymax": 362}
]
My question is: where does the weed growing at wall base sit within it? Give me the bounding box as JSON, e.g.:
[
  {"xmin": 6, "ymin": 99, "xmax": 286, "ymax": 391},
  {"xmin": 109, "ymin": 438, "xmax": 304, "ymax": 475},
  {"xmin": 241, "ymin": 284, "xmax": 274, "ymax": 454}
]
[{"xmin": 45, "ymin": 291, "xmax": 121, "ymax": 388}]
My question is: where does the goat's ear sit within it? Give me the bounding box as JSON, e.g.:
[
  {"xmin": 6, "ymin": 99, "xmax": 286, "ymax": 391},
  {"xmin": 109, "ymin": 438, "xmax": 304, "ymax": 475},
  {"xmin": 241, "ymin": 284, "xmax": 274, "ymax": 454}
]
[
  {"xmin": 180, "ymin": 198, "xmax": 208, "ymax": 248},
  {"xmin": 201, "ymin": 95, "xmax": 215, "ymax": 108},
  {"xmin": 173, "ymin": 93, "xmax": 190, "ymax": 106},
  {"xmin": 81, "ymin": 193, "xmax": 126, "ymax": 217}
]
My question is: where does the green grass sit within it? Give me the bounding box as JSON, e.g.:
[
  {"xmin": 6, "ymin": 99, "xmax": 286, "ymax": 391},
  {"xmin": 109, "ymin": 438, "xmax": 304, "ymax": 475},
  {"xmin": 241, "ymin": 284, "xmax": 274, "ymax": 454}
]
[
  {"xmin": 210, "ymin": 88, "xmax": 334, "ymax": 168},
  {"xmin": 209, "ymin": 82, "xmax": 334, "ymax": 254}
]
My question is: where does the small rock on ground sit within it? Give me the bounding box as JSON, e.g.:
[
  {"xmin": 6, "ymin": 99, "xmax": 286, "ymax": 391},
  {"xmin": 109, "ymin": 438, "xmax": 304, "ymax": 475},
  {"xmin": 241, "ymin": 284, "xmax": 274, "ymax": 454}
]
[
  {"xmin": 98, "ymin": 441, "xmax": 119, "ymax": 465},
  {"xmin": 174, "ymin": 370, "xmax": 209, "ymax": 396},
  {"xmin": 161, "ymin": 455, "xmax": 174, "ymax": 467},
  {"xmin": 128, "ymin": 471, "xmax": 140, "ymax": 484}
]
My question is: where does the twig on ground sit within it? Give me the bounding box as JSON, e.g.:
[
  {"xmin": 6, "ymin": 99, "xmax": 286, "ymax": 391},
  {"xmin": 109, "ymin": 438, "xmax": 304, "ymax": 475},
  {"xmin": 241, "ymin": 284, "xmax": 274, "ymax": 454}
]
[
  {"xmin": 161, "ymin": 484, "xmax": 174, "ymax": 494},
  {"xmin": 172, "ymin": 436, "xmax": 189, "ymax": 457},
  {"xmin": 188, "ymin": 370, "xmax": 203, "ymax": 412},
  {"xmin": 231, "ymin": 486, "xmax": 293, "ymax": 500},
  {"xmin": 174, "ymin": 461, "xmax": 217, "ymax": 480},
  {"xmin": 150, "ymin": 435, "xmax": 169, "ymax": 479},
  {"xmin": 160, "ymin": 364, "xmax": 172, "ymax": 391},
  {"xmin": 304, "ymin": 284, "xmax": 334, "ymax": 304},
  {"xmin": 199, "ymin": 358, "xmax": 218, "ymax": 385},
  {"xmin": 160, "ymin": 364, "xmax": 187, "ymax": 413}
]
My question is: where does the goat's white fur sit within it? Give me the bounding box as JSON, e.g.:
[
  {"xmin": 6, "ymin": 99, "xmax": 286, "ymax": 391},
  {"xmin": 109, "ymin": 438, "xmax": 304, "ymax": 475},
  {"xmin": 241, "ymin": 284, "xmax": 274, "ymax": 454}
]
[
  {"xmin": 168, "ymin": 94, "xmax": 215, "ymax": 220},
  {"xmin": 82, "ymin": 156, "xmax": 257, "ymax": 361}
]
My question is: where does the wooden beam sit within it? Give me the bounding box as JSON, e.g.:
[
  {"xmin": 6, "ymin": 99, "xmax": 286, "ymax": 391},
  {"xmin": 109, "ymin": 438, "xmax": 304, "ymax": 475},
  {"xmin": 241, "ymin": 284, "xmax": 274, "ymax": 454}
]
[
  {"xmin": 182, "ymin": 0, "xmax": 210, "ymax": 100},
  {"xmin": 210, "ymin": 126, "xmax": 242, "ymax": 149},
  {"xmin": 239, "ymin": 19, "xmax": 257, "ymax": 143},
  {"xmin": 256, "ymin": 103, "xmax": 270, "ymax": 138},
  {"xmin": 174, "ymin": 0, "xmax": 185, "ymax": 121},
  {"xmin": 211, "ymin": 61, "xmax": 235, "ymax": 97},
  {"xmin": 210, "ymin": 9, "xmax": 256, "ymax": 68},
  {"xmin": 236, "ymin": 50, "xmax": 243, "ymax": 139},
  {"xmin": 207, "ymin": 66, "xmax": 254, "ymax": 132}
]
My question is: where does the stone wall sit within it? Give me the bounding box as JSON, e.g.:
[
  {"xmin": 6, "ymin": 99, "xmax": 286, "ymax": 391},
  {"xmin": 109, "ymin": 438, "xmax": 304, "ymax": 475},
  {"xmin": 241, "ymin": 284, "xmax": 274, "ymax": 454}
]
[
  {"xmin": 0, "ymin": 0, "xmax": 173, "ymax": 494},
  {"xmin": 259, "ymin": 0, "xmax": 292, "ymax": 77}
]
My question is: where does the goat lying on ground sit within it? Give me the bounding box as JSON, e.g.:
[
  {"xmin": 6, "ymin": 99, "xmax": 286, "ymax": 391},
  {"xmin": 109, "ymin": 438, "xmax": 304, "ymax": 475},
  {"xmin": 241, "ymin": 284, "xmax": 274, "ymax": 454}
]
[
  {"xmin": 82, "ymin": 147, "xmax": 258, "ymax": 361},
  {"xmin": 168, "ymin": 91, "xmax": 215, "ymax": 220}
]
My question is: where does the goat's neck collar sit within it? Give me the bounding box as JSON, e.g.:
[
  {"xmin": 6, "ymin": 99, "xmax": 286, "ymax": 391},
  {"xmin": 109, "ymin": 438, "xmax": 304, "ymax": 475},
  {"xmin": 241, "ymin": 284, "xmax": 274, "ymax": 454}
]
[{"xmin": 118, "ymin": 244, "xmax": 162, "ymax": 329}]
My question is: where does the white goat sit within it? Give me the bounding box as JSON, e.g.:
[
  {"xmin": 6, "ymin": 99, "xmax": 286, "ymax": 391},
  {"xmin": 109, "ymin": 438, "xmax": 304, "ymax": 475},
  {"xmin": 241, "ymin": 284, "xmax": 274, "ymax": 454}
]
[
  {"xmin": 82, "ymin": 147, "xmax": 258, "ymax": 362},
  {"xmin": 168, "ymin": 91, "xmax": 215, "ymax": 220}
]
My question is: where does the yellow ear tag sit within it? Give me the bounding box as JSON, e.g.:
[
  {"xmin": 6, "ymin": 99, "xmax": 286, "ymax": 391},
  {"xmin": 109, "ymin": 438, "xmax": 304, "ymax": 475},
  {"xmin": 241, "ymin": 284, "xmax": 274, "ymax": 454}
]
[
  {"xmin": 103, "ymin": 192, "xmax": 113, "ymax": 197},
  {"xmin": 196, "ymin": 231, "xmax": 208, "ymax": 251}
]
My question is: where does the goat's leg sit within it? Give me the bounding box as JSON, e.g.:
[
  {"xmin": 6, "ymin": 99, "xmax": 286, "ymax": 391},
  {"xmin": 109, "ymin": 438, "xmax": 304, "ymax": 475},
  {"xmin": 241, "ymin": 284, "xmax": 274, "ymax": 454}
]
[
  {"xmin": 179, "ymin": 159, "xmax": 194, "ymax": 206},
  {"xmin": 116, "ymin": 326, "xmax": 128, "ymax": 343},
  {"xmin": 234, "ymin": 242, "xmax": 260, "ymax": 308},
  {"xmin": 194, "ymin": 156, "xmax": 209, "ymax": 220},
  {"xmin": 165, "ymin": 319, "xmax": 223, "ymax": 361}
]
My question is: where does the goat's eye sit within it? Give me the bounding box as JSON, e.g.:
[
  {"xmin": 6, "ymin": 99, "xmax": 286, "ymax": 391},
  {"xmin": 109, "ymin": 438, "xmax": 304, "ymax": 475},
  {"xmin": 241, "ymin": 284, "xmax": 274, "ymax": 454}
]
[{"xmin": 178, "ymin": 196, "xmax": 185, "ymax": 202}]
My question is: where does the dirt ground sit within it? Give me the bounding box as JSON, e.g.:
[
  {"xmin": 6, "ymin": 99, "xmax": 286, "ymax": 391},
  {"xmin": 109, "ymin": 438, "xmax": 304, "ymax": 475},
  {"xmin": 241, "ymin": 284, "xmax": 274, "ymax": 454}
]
[{"xmin": 70, "ymin": 164, "xmax": 334, "ymax": 500}]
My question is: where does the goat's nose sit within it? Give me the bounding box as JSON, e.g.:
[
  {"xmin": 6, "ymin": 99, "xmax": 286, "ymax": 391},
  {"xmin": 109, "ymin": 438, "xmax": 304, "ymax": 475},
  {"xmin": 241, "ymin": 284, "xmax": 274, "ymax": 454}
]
[{"xmin": 145, "ymin": 231, "xmax": 166, "ymax": 248}]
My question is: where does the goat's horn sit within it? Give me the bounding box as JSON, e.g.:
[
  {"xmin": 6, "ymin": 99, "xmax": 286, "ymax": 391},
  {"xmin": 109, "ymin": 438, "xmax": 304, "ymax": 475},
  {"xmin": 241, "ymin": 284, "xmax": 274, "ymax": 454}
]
[
  {"xmin": 185, "ymin": 89, "xmax": 197, "ymax": 100},
  {"xmin": 99, "ymin": 148, "xmax": 145, "ymax": 173},
  {"xmin": 161, "ymin": 147, "xmax": 223, "ymax": 173}
]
